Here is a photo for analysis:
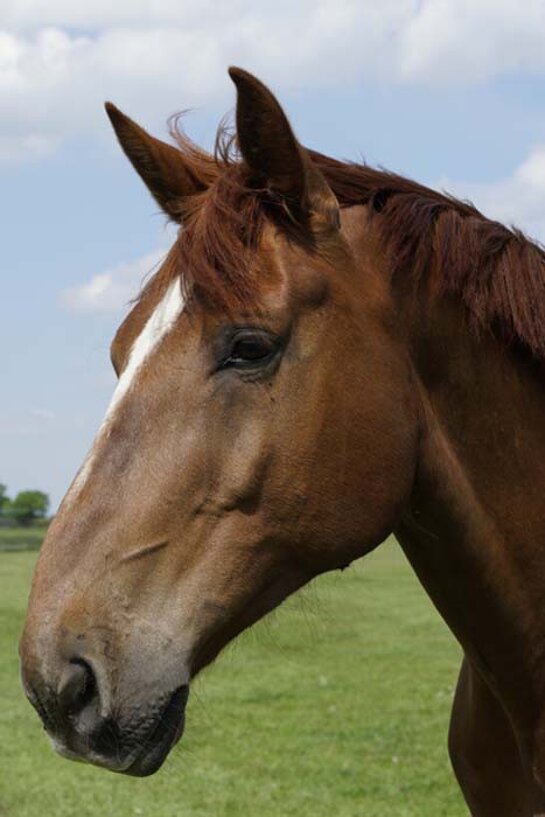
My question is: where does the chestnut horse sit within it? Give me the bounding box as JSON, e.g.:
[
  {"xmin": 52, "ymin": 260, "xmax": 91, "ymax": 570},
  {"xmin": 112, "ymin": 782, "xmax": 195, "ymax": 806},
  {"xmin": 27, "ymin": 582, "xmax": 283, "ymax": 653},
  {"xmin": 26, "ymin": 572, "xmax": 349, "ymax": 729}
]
[{"xmin": 20, "ymin": 68, "xmax": 545, "ymax": 815}]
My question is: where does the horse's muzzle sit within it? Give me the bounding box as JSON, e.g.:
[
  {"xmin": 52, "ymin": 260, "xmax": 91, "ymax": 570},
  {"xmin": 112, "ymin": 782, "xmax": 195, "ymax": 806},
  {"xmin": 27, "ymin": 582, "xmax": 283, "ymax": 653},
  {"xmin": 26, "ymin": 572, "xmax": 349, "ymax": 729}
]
[{"xmin": 21, "ymin": 651, "xmax": 189, "ymax": 776}]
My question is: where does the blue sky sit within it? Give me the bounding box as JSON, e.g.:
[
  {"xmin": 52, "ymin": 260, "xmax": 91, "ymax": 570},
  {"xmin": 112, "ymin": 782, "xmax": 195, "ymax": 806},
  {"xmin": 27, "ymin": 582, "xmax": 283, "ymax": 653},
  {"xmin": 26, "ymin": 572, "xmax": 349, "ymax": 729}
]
[{"xmin": 3, "ymin": 0, "xmax": 545, "ymax": 508}]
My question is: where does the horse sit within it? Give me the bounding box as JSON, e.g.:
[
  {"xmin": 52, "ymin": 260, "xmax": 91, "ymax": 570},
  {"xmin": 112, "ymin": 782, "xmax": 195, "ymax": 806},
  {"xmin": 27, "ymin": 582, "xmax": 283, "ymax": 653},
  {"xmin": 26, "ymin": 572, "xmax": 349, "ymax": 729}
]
[{"xmin": 19, "ymin": 67, "xmax": 545, "ymax": 815}]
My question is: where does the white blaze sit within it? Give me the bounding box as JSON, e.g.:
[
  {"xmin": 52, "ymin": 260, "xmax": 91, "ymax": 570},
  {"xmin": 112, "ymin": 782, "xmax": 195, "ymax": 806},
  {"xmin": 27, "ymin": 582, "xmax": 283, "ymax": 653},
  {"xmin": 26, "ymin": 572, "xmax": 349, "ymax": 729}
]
[
  {"xmin": 105, "ymin": 278, "xmax": 185, "ymax": 420},
  {"xmin": 66, "ymin": 279, "xmax": 185, "ymax": 503}
]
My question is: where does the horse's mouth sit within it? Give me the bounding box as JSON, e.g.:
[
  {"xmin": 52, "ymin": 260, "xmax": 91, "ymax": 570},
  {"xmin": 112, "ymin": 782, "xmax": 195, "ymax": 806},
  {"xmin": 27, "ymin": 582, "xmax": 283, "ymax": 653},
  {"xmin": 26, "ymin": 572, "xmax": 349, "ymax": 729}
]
[
  {"xmin": 49, "ymin": 684, "xmax": 190, "ymax": 777},
  {"xmin": 123, "ymin": 685, "xmax": 190, "ymax": 777}
]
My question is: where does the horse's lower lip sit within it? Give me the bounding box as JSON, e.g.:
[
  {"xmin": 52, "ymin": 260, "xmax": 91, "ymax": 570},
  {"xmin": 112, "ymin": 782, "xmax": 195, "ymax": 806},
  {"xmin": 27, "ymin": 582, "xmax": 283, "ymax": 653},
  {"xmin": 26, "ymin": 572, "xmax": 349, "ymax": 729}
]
[{"xmin": 123, "ymin": 685, "xmax": 189, "ymax": 777}]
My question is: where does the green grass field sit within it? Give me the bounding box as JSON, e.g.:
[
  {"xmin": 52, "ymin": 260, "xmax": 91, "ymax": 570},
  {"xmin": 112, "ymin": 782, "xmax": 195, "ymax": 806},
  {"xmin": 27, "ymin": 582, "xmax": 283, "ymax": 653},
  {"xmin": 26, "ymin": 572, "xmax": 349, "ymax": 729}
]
[{"xmin": 0, "ymin": 540, "xmax": 466, "ymax": 816}]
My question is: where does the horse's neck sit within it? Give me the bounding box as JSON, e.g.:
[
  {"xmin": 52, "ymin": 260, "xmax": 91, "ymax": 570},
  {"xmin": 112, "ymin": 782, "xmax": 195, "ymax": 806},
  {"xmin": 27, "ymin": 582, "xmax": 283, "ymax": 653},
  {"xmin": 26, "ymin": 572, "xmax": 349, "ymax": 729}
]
[{"xmin": 395, "ymin": 296, "xmax": 545, "ymax": 766}]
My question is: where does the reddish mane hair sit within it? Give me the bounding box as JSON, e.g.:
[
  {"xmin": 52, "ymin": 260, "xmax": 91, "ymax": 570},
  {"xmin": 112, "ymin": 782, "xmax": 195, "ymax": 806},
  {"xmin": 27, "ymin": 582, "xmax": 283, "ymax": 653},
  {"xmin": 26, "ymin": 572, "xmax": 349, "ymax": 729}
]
[{"xmin": 156, "ymin": 117, "xmax": 545, "ymax": 360}]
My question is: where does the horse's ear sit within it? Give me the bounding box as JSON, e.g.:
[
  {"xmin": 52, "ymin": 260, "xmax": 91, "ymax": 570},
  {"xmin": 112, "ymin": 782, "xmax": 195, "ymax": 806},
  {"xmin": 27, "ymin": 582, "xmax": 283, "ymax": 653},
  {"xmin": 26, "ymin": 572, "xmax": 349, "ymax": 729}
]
[
  {"xmin": 228, "ymin": 67, "xmax": 339, "ymax": 229},
  {"xmin": 104, "ymin": 103, "xmax": 205, "ymax": 222}
]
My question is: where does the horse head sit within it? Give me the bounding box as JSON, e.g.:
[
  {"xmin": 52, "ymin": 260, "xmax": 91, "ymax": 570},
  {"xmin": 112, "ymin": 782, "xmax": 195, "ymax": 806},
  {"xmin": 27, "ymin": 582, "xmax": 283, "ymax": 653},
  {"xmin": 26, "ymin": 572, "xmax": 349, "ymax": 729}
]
[{"xmin": 19, "ymin": 69, "xmax": 419, "ymax": 775}]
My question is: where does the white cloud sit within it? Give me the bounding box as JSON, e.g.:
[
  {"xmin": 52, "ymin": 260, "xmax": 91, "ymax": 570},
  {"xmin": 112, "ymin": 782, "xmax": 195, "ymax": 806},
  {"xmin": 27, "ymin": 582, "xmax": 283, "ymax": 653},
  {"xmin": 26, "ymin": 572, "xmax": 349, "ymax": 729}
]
[
  {"xmin": 60, "ymin": 248, "xmax": 166, "ymax": 312},
  {"xmin": 438, "ymin": 145, "xmax": 545, "ymax": 245},
  {"xmin": 0, "ymin": 2, "xmax": 405, "ymax": 162},
  {"xmin": 1, "ymin": 1, "xmax": 244, "ymax": 31},
  {"xmin": 0, "ymin": 132, "xmax": 58, "ymax": 163},
  {"xmin": 2, "ymin": 0, "xmax": 545, "ymax": 163},
  {"xmin": 400, "ymin": 0, "xmax": 545, "ymax": 85}
]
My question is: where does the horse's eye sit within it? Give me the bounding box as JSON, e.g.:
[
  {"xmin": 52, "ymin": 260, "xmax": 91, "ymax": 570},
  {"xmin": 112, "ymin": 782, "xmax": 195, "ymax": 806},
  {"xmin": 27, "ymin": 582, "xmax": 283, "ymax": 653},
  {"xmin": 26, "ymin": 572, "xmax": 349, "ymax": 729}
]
[
  {"xmin": 221, "ymin": 330, "xmax": 279, "ymax": 369},
  {"xmin": 232, "ymin": 337, "xmax": 271, "ymax": 361}
]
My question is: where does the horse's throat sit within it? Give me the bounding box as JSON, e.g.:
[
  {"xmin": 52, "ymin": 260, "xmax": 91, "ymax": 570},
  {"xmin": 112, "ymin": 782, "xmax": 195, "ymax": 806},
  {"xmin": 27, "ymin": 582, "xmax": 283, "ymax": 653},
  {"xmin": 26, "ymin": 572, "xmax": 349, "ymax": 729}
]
[{"xmin": 395, "ymin": 326, "xmax": 545, "ymax": 770}]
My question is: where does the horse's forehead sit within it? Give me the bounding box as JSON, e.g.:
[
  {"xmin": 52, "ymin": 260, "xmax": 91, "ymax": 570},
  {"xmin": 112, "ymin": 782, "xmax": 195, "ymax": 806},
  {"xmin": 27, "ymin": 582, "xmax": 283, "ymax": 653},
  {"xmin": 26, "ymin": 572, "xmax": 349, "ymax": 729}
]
[{"xmin": 112, "ymin": 220, "xmax": 330, "ymax": 370}]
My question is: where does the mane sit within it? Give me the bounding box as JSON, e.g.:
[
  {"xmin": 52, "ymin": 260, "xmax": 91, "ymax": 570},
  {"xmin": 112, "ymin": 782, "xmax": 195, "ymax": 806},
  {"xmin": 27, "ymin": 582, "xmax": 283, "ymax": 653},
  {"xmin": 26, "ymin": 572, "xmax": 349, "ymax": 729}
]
[
  {"xmin": 159, "ymin": 118, "xmax": 545, "ymax": 362},
  {"xmin": 314, "ymin": 151, "xmax": 545, "ymax": 361}
]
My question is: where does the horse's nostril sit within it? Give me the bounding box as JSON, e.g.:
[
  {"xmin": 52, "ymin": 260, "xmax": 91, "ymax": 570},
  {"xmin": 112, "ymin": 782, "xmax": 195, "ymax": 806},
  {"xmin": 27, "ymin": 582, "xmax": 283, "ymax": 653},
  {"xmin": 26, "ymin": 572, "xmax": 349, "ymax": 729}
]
[{"xmin": 58, "ymin": 660, "xmax": 97, "ymax": 717}]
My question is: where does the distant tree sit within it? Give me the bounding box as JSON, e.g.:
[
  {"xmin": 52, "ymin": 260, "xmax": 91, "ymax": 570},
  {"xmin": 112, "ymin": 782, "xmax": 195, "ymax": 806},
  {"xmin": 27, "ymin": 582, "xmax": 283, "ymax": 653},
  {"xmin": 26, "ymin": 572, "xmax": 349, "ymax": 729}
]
[
  {"xmin": 0, "ymin": 484, "xmax": 8, "ymax": 514},
  {"xmin": 9, "ymin": 490, "xmax": 50, "ymax": 527}
]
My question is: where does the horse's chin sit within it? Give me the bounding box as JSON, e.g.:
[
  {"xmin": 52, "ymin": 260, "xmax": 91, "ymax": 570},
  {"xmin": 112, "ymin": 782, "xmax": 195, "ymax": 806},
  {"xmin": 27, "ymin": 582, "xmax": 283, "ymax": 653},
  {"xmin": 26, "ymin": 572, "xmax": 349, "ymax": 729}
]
[{"xmin": 122, "ymin": 686, "xmax": 189, "ymax": 777}]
